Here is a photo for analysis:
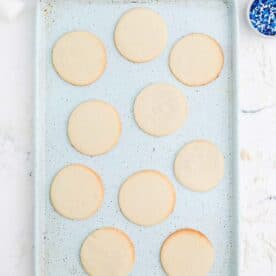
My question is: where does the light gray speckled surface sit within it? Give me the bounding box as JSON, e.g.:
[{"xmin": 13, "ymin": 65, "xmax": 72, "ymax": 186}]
[{"xmin": 36, "ymin": 1, "xmax": 238, "ymax": 275}]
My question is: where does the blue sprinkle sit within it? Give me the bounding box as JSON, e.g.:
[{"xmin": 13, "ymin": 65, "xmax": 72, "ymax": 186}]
[{"xmin": 249, "ymin": 0, "xmax": 276, "ymax": 36}]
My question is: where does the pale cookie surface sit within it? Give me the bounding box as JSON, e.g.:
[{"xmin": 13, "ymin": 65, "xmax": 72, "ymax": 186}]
[
  {"xmin": 68, "ymin": 100, "xmax": 121, "ymax": 156},
  {"xmin": 80, "ymin": 227, "xmax": 135, "ymax": 276},
  {"xmin": 50, "ymin": 164, "xmax": 104, "ymax": 220},
  {"xmin": 169, "ymin": 33, "xmax": 224, "ymax": 86},
  {"xmin": 134, "ymin": 83, "xmax": 188, "ymax": 136},
  {"xmin": 119, "ymin": 170, "xmax": 176, "ymax": 226},
  {"xmin": 161, "ymin": 229, "xmax": 215, "ymax": 276},
  {"xmin": 174, "ymin": 140, "xmax": 224, "ymax": 192},
  {"xmin": 52, "ymin": 31, "xmax": 106, "ymax": 86},
  {"xmin": 114, "ymin": 8, "xmax": 168, "ymax": 63}
]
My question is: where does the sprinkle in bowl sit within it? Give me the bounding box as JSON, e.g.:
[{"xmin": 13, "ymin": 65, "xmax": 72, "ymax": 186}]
[{"xmin": 247, "ymin": 0, "xmax": 276, "ymax": 38}]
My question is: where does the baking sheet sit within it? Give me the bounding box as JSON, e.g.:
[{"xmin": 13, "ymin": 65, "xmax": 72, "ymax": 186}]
[{"xmin": 35, "ymin": 0, "xmax": 240, "ymax": 275}]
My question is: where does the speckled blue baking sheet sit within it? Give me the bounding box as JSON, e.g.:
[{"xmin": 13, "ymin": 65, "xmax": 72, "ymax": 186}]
[{"xmin": 35, "ymin": 0, "xmax": 240, "ymax": 275}]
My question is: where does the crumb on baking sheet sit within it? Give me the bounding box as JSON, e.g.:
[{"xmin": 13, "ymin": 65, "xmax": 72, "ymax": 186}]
[{"xmin": 42, "ymin": 0, "xmax": 56, "ymax": 27}]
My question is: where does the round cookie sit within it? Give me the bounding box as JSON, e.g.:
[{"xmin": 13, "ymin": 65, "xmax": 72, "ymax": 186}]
[
  {"xmin": 161, "ymin": 229, "xmax": 215, "ymax": 276},
  {"xmin": 119, "ymin": 170, "xmax": 176, "ymax": 226},
  {"xmin": 174, "ymin": 140, "xmax": 224, "ymax": 192},
  {"xmin": 50, "ymin": 164, "xmax": 104, "ymax": 220},
  {"xmin": 68, "ymin": 100, "xmax": 121, "ymax": 156},
  {"xmin": 114, "ymin": 8, "xmax": 168, "ymax": 63},
  {"xmin": 134, "ymin": 83, "xmax": 188, "ymax": 136},
  {"xmin": 52, "ymin": 31, "xmax": 107, "ymax": 86},
  {"xmin": 80, "ymin": 227, "xmax": 135, "ymax": 276},
  {"xmin": 169, "ymin": 33, "xmax": 224, "ymax": 86}
]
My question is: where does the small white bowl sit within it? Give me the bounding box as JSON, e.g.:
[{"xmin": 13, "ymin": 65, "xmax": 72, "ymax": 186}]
[{"xmin": 247, "ymin": 0, "xmax": 275, "ymax": 38}]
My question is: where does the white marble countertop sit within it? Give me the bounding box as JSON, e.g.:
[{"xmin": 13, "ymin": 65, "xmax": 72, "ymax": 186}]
[{"xmin": 0, "ymin": 0, "xmax": 275, "ymax": 275}]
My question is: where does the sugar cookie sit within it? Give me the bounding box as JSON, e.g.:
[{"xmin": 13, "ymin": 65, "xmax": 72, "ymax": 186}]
[
  {"xmin": 52, "ymin": 31, "xmax": 107, "ymax": 86},
  {"xmin": 169, "ymin": 33, "xmax": 224, "ymax": 86},
  {"xmin": 161, "ymin": 229, "xmax": 215, "ymax": 276},
  {"xmin": 80, "ymin": 227, "xmax": 135, "ymax": 276},
  {"xmin": 174, "ymin": 140, "xmax": 224, "ymax": 192},
  {"xmin": 50, "ymin": 164, "xmax": 104, "ymax": 220},
  {"xmin": 119, "ymin": 170, "xmax": 175, "ymax": 226},
  {"xmin": 114, "ymin": 8, "xmax": 168, "ymax": 63},
  {"xmin": 134, "ymin": 83, "xmax": 188, "ymax": 136},
  {"xmin": 68, "ymin": 100, "xmax": 121, "ymax": 156}
]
